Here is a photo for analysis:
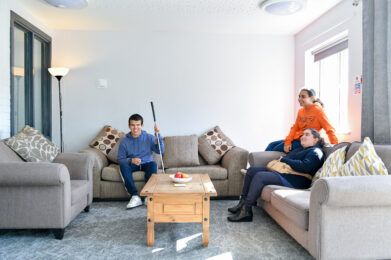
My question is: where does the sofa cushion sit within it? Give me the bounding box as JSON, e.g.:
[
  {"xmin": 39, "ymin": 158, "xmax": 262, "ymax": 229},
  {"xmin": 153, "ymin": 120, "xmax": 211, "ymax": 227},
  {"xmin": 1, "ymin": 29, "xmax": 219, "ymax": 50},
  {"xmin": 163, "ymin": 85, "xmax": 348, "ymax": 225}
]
[
  {"xmin": 261, "ymin": 185, "xmax": 296, "ymax": 202},
  {"xmin": 0, "ymin": 141, "xmax": 24, "ymax": 162},
  {"xmin": 165, "ymin": 165, "xmax": 227, "ymax": 180},
  {"xmin": 198, "ymin": 126, "xmax": 235, "ymax": 165},
  {"xmin": 102, "ymin": 164, "xmax": 144, "ymax": 182},
  {"xmin": 163, "ymin": 135, "xmax": 200, "ymax": 168},
  {"xmin": 5, "ymin": 125, "xmax": 59, "ymax": 162},
  {"xmin": 101, "ymin": 164, "xmax": 164, "ymax": 182},
  {"xmin": 89, "ymin": 125, "xmax": 125, "ymax": 156},
  {"xmin": 323, "ymin": 142, "xmax": 350, "ymax": 160},
  {"xmin": 71, "ymin": 180, "xmax": 88, "ymax": 205},
  {"xmin": 345, "ymin": 141, "xmax": 361, "ymax": 162},
  {"xmin": 271, "ymin": 189, "xmax": 310, "ymax": 230}
]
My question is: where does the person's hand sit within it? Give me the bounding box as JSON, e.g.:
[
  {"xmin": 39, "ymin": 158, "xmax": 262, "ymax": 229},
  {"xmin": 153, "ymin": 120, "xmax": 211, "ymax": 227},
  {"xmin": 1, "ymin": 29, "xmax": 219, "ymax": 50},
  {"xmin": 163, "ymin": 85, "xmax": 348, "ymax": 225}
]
[
  {"xmin": 154, "ymin": 124, "xmax": 160, "ymax": 133},
  {"xmin": 283, "ymin": 145, "xmax": 291, "ymax": 153},
  {"xmin": 131, "ymin": 158, "xmax": 141, "ymax": 166},
  {"xmin": 278, "ymin": 156, "xmax": 283, "ymax": 161}
]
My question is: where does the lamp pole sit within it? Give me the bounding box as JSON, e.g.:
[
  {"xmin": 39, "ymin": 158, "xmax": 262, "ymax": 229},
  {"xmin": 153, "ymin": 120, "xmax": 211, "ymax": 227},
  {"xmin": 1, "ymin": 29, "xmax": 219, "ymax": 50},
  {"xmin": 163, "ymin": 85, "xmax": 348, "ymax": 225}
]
[
  {"xmin": 55, "ymin": 75, "xmax": 64, "ymax": 153},
  {"xmin": 48, "ymin": 67, "xmax": 69, "ymax": 153}
]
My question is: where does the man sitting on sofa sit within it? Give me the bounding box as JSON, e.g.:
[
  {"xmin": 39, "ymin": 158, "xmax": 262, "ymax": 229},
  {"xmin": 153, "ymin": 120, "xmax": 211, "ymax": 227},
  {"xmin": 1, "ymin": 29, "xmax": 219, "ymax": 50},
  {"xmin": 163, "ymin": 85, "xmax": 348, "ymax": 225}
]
[{"xmin": 118, "ymin": 114, "xmax": 164, "ymax": 209}]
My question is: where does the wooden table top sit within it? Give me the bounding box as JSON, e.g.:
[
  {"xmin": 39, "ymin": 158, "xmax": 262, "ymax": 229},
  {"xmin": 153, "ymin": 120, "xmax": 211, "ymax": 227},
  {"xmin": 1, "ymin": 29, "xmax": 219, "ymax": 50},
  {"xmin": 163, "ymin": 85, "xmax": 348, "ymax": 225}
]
[{"xmin": 140, "ymin": 174, "xmax": 217, "ymax": 197}]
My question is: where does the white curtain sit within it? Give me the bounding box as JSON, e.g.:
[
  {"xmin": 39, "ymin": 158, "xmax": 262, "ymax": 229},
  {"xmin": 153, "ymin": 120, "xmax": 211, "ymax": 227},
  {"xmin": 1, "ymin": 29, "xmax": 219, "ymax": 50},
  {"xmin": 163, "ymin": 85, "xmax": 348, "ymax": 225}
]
[{"xmin": 361, "ymin": 0, "xmax": 391, "ymax": 144}]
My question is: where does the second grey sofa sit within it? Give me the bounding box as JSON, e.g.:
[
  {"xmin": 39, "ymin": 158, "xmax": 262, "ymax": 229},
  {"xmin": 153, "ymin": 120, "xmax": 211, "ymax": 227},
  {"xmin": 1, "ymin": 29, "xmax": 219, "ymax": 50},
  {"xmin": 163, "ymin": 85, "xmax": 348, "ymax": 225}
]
[
  {"xmin": 249, "ymin": 142, "xmax": 391, "ymax": 259},
  {"xmin": 81, "ymin": 136, "xmax": 248, "ymax": 199}
]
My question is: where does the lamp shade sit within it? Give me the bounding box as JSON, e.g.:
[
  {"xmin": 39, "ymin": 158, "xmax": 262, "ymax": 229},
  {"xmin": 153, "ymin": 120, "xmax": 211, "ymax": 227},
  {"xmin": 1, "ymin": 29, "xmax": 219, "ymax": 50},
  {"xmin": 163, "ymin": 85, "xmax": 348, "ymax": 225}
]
[{"xmin": 48, "ymin": 67, "xmax": 69, "ymax": 77}]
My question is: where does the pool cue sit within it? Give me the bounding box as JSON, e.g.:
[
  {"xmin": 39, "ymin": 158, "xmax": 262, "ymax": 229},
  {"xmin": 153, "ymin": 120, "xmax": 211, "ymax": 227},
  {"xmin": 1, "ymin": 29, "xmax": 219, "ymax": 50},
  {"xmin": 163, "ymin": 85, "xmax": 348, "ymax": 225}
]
[{"xmin": 150, "ymin": 102, "xmax": 165, "ymax": 173}]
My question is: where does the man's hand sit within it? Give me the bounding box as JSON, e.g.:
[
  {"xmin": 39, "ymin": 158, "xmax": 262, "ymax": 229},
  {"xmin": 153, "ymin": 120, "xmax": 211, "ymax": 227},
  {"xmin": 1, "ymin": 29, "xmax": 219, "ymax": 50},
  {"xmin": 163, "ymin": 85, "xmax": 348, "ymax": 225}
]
[
  {"xmin": 154, "ymin": 124, "xmax": 160, "ymax": 133},
  {"xmin": 131, "ymin": 158, "xmax": 141, "ymax": 166},
  {"xmin": 283, "ymin": 145, "xmax": 291, "ymax": 153}
]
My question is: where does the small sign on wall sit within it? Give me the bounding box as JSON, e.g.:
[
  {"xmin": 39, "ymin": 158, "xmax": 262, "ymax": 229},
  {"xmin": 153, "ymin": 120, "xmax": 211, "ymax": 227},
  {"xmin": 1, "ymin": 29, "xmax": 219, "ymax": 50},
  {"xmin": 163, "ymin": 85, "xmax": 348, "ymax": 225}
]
[{"xmin": 353, "ymin": 75, "xmax": 362, "ymax": 95}]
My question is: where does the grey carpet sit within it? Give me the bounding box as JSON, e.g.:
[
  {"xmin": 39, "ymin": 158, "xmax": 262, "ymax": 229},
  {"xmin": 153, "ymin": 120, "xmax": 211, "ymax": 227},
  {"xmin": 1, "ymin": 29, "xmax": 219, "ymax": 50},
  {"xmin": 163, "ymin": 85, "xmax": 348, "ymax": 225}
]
[{"xmin": 0, "ymin": 201, "xmax": 312, "ymax": 260}]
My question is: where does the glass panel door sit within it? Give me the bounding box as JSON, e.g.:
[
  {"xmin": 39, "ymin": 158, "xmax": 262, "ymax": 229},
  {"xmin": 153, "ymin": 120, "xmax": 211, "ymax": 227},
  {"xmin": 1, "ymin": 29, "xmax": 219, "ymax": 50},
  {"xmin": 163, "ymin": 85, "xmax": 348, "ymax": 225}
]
[
  {"xmin": 33, "ymin": 38, "xmax": 43, "ymax": 132},
  {"xmin": 12, "ymin": 26, "xmax": 26, "ymax": 133},
  {"xmin": 11, "ymin": 11, "xmax": 52, "ymax": 138}
]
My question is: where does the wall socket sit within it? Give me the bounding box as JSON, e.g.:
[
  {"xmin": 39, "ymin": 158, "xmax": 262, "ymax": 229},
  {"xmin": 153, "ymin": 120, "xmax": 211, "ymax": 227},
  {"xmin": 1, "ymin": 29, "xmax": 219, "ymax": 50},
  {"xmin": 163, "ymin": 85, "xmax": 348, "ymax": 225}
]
[{"xmin": 97, "ymin": 79, "xmax": 108, "ymax": 88}]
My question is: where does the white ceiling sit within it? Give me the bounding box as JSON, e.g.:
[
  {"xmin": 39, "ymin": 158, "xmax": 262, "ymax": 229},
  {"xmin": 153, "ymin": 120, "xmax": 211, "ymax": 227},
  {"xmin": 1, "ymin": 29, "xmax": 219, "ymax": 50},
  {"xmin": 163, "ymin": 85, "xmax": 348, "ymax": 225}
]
[{"xmin": 17, "ymin": 0, "xmax": 344, "ymax": 34}]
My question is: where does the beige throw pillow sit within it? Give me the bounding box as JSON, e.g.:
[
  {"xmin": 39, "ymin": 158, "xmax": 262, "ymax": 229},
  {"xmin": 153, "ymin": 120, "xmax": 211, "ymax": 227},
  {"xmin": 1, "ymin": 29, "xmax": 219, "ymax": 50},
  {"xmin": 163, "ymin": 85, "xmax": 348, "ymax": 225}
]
[
  {"xmin": 89, "ymin": 125, "xmax": 125, "ymax": 156},
  {"xmin": 198, "ymin": 126, "xmax": 235, "ymax": 165},
  {"xmin": 163, "ymin": 135, "xmax": 200, "ymax": 168},
  {"xmin": 5, "ymin": 125, "xmax": 60, "ymax": 162}
]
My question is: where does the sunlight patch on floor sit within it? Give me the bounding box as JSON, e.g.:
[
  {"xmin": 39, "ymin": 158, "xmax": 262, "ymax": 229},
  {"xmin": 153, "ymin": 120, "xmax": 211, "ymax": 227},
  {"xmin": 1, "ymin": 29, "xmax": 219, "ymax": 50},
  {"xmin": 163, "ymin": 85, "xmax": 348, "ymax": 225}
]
[
  {"xmin": 152, "ymin": 248, "xmax": 165, "ymax": 253},
  {"xmin": 176, "ymin": 232, "xmax": 202, "ymax": 251}
]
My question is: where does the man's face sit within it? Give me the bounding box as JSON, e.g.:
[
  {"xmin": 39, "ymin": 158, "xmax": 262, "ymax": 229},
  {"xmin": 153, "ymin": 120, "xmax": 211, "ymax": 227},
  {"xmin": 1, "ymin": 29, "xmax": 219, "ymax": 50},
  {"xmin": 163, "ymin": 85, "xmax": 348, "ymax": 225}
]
[{"xmin": 129, "ymin": 120, "xmax": 143, "ymax": 137}]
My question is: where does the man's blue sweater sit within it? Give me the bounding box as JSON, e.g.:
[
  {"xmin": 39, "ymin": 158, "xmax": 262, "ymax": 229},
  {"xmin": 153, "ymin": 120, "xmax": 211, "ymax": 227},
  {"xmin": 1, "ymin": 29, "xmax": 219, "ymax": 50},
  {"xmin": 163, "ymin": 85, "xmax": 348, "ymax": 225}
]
[
  {"xmin": 117, "ymin": 130, "xmax": 164, "ymax": 165},
  {"xmin": 280, "ymin": 145, "xmax": 324, "ymax": 189}
]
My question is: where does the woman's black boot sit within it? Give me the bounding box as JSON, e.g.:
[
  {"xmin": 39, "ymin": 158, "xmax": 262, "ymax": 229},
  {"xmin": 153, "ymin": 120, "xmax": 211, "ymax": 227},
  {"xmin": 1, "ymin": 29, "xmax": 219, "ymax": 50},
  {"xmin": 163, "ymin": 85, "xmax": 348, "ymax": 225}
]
[
  {"xmin": 227, "ymin": 206, "xmax": 253, "ymax": 222},
  {"xmin": 228, "ymin": 198, "xmax": 245, "ymax": 214}
]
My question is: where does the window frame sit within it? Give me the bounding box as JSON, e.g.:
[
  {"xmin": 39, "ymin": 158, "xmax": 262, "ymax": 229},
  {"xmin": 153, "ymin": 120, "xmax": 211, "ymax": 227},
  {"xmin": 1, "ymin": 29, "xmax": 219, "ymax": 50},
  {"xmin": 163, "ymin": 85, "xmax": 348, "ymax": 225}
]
[
  {"xmin": 304, "ymin": 32, "xmax": 350, "ymax": 134},
  {"xmin": 10, "ymin": 11, "xmax": 52, "ymax": 138}
]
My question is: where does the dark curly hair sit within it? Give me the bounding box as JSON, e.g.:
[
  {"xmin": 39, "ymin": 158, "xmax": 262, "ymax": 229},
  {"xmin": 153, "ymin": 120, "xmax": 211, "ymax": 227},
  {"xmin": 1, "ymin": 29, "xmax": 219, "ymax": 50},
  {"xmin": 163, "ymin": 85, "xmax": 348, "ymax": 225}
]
[{"xmin": 306, "ymin": 128, "xmax": 325, "ymax": 147}]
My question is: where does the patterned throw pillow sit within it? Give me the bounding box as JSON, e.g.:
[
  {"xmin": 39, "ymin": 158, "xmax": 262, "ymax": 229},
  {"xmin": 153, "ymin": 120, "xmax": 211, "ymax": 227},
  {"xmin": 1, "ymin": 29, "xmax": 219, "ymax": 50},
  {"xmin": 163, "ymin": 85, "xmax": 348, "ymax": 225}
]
[
  {"xmin": 5, "ymin": 125, "xmax": 60, "ymax": 162},
  {"xmin": 340, "ymin": 137, "xmax": 388, "ymax": 176},
  {"xmin": 107, "ymin": 136, "xmax": 125, "ymax": 163},
  {"xmin": 198, "ymin": 126, "xmax": 235, "ymax": 165},
  {"xmin": 89, "ymin": 126, "xmax": 125, "ymax": 156},
  {"xmin": 312, "ymin": 146, "xmax": 347, "ymax": 184}
]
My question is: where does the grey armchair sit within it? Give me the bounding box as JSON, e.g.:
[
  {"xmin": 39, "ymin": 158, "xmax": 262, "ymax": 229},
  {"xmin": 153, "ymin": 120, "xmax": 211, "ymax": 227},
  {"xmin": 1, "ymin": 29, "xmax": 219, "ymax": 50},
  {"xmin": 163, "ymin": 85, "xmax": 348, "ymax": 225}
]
[{"xmin": 0, "ymin": 141, "xmax": 94, "ymax": 239}]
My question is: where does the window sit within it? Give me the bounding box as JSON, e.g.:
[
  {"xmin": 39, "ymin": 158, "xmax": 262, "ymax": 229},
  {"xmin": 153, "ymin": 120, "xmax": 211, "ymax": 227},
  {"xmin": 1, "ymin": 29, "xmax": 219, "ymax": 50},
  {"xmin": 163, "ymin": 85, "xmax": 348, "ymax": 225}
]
[
  {"xmin": 305, "ymin": 33, "xmax": 349, "ymax": 133},
  {"xmin": 10, "ymin": 11, "xmax": 52, "ymax": 138}
]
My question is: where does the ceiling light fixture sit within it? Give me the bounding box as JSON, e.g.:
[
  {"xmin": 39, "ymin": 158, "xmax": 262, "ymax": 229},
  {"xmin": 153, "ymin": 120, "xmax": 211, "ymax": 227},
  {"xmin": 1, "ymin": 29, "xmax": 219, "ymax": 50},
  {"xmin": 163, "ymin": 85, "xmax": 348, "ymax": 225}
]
[
  {"xmin": 44, "ymin": 0, "xmax": 88, "ymax": 9},
  {"xmin": 260, "ymin": 0, "xmax": 307, "ymax": 16}
]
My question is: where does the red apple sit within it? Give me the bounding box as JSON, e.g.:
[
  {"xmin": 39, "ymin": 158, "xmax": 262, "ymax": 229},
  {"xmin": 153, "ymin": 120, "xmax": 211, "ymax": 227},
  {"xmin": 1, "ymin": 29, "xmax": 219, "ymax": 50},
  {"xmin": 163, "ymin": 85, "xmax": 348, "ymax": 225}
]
[{"xmin": 174, "ymin": 173, "xmax": 182, "ymax": 178}]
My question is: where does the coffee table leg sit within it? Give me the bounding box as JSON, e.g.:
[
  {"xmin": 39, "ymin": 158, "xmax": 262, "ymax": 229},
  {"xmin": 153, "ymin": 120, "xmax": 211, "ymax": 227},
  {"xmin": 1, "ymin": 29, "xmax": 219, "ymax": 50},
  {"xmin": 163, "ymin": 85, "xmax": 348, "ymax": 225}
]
[
  {"xmin": 147, "ymin": 196, "xmax": 154, "ymax": 246},
  {"xmin": 202, "ymin": 196, "xmax": 210, "ymax": 246}
]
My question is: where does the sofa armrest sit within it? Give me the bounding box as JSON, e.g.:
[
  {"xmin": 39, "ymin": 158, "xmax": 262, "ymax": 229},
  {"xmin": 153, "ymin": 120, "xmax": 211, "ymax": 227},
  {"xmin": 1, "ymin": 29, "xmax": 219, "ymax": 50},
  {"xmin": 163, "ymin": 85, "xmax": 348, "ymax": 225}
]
[
  {"xmin": 308, "ymin": 176, "xmax": 391, "ymax": 259},
  {"xmin": 53, "ymin": 153, "xmax": 94, "ymax": 181},
  {"xmin": 221, "ymin": 146, "xmax": 248, "ymax": 196},
  {"xmin": 248, "ymin": 151, "xmax": 285, "ymax": 167},
  {"xmin": 0, "ymin": 162, "xmax": 69, "ymax": 186},
  {"xmin": 79, "ymin": 148, "xmax": 108, "ymax": 198}
]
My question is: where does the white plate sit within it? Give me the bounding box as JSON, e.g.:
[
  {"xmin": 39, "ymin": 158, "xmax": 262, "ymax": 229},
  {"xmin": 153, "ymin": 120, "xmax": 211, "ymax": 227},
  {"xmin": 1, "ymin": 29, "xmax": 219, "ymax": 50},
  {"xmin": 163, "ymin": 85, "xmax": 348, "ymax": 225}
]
[{"xmin": 169, "ymin": 174, "xmax": 192, "ymax": 183}]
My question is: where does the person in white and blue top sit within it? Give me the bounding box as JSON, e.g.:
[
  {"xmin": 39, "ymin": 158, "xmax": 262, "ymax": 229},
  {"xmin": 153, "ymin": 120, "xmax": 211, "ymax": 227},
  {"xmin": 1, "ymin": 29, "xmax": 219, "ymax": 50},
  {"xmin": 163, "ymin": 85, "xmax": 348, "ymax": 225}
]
[{"xmin": 118, "ymin": 114, "xmax": 164, "ymax": 209}]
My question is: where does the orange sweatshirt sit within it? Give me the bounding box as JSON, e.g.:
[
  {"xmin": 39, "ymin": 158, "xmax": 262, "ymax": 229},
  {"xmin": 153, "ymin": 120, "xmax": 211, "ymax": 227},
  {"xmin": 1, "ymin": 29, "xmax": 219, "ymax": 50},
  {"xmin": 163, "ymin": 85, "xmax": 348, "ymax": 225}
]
[{"xmin": 284, "ymin": 103, "xmax": 338, "ymax": 146}]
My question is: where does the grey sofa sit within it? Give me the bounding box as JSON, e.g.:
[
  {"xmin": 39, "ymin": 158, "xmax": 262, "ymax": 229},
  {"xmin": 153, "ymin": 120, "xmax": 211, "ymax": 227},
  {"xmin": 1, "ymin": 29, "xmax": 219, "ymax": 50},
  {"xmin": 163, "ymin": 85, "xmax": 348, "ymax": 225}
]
[
  {"xmin": 80, "ymin": 138, "xmax": 248, "ymax": 199},
  {"xmin": 0, "ymin": 141, "xmax": 94, "ymax": 239},
  {"xmin": 249, "ymin": 142, "xmax": 391, "ymax": 259}
]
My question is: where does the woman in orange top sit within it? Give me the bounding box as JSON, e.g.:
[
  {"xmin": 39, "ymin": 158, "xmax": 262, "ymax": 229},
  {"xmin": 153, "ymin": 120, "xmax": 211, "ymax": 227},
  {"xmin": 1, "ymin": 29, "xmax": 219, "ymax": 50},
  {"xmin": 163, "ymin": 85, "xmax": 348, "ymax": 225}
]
[{"xmin": 265, "ymin": 88, "xmax": 338, "ymax": 153}]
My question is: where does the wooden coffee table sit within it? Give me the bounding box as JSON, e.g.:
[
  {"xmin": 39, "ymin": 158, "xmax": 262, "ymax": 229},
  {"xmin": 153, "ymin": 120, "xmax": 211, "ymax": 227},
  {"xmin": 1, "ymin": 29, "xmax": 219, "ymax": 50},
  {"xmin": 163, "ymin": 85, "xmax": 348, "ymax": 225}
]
[{"xmin": 140, "ymin": 174, "xmax": 217, "ymax": 247}]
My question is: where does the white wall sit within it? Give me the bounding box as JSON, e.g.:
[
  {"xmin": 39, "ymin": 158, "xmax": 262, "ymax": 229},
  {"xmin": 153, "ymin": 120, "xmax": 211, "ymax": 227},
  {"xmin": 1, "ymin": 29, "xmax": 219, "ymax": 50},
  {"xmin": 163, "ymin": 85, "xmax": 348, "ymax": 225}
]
[
  {"xmin": 295, "ymin": 0, "xmax": 362, "ymax": 142},
  {"xmin": 52, "ymin": 31, "xmax": 294, "ymax": 152},
  {"xmin": 0, "ymin": 0, "xmax": 53, "ymax": 139}
]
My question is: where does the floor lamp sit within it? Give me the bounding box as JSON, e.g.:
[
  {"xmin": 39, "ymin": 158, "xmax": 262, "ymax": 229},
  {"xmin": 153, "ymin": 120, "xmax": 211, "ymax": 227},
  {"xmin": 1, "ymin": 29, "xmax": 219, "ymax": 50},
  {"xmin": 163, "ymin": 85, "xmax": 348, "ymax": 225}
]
[{"xmin": 48, "ymin": 67, "xmax": 69, "ymax": 153}]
